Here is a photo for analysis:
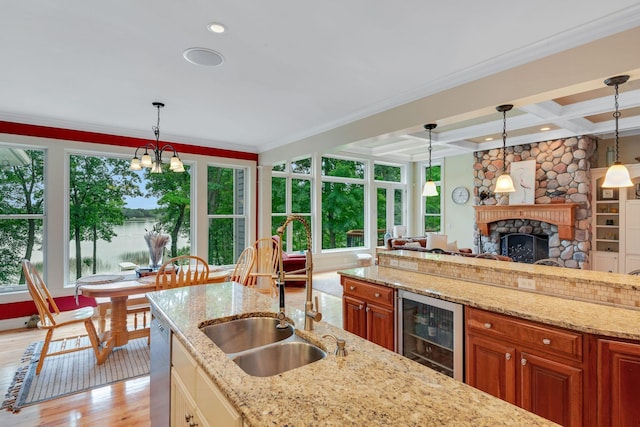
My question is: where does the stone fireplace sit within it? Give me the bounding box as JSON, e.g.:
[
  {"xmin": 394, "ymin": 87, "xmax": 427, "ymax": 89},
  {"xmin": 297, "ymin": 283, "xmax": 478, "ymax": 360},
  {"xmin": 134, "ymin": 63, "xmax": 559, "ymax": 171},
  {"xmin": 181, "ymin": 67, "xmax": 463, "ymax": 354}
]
[{"xmin": 473, "ymin": 136, "xmax": 597, "ymax": 269}]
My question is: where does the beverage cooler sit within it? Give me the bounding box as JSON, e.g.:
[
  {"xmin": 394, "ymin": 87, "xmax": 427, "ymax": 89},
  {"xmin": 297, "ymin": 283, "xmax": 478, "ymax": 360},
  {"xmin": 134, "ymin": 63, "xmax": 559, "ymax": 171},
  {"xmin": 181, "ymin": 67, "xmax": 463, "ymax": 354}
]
[{"xmin": 397, "ymin": 290, "xmax": 464, "ymax": 381}]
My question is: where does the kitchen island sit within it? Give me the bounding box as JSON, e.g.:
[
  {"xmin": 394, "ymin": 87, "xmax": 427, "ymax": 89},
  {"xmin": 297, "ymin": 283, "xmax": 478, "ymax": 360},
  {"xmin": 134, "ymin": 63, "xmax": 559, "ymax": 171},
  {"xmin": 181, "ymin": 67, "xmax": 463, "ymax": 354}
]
[
  {"xmin": 340, "ymin": 250, "xmax": 640, "ymax": 426},
  {"xmin": 147, "ymin": 282, "xmax": 555, "ymax": 426}
]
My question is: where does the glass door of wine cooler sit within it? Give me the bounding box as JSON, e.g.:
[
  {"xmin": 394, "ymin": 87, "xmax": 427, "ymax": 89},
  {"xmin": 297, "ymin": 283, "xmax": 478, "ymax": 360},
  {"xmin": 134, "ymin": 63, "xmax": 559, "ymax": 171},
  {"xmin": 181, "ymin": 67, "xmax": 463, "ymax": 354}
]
[{"xmin": 397, "ymin": 290, "xmax": 463, "ymax": 381}]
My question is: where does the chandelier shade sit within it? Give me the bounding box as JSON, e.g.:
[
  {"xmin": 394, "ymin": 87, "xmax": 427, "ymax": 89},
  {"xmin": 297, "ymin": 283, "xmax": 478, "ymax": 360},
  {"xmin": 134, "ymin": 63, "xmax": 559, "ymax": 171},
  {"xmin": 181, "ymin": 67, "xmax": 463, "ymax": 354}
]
[
  {"xmin": 129, "ymin": 102, "xmax": 184, "ymax": 174},
  {"xmin": 602, "ymin": 75, "xmax": 632, "ymax": 188}
]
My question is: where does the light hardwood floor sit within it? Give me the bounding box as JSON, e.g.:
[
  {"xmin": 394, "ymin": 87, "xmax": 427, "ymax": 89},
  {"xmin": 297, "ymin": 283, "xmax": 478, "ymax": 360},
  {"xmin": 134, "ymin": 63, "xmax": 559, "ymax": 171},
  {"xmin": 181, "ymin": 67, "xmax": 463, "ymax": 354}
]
[{"xmin": 0, "ymin": 274, "xmax": 342, "ymax": 426}]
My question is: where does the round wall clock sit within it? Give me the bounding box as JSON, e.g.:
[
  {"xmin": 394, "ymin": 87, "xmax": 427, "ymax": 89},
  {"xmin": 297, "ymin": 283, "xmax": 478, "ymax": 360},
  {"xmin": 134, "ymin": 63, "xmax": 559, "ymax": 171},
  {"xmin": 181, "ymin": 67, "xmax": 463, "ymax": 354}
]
[{"xmin": 451, "ymin": 186, "xmax": 470, "ymax": 204}]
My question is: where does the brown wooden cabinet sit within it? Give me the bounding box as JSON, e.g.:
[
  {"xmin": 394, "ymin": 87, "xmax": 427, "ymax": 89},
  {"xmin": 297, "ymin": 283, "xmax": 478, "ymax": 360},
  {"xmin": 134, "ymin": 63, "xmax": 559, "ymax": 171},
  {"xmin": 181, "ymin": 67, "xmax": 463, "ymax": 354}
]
[
  {"xmin": 341, "ymin": 277, "xmax": 395, "ymax": 351},
  {"xmin": 597, "ymin": 338, "xmax": 640, "ymax": 426},
  {"xmin": 465, "ymin": 307, "xmax": 589, "ymax": 427}
]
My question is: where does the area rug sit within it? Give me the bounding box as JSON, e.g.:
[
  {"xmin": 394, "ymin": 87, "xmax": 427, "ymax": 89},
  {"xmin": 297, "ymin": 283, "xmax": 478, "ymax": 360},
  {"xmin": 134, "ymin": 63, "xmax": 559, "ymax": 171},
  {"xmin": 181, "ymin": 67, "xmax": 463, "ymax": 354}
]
[
  {"xmin": 1, "ymin": 337, "xmax": 149, "ymax": 413},
  {"xmin": 313, "ymin": 273, "xmax": 343, "ymax": 298}
]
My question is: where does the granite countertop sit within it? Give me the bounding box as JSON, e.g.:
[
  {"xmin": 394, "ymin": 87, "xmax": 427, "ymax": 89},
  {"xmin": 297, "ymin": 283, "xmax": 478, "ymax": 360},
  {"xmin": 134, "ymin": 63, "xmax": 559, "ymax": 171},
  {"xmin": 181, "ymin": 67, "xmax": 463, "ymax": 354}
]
[
  {"xmin": 340, "ymin": 266, "xmax": 640, "ymax": 341},
  {"xmin": 147, "ymin": 282, "xmax": 555, "ymax": 426}
]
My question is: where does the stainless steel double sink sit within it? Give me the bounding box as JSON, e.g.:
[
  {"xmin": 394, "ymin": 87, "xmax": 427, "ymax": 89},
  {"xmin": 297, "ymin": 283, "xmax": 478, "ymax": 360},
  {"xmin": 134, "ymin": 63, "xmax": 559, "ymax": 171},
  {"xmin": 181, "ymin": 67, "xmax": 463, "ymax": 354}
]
[{"xmin": 200, "ymin": 317, "xmax": 326, "ymax": 377}]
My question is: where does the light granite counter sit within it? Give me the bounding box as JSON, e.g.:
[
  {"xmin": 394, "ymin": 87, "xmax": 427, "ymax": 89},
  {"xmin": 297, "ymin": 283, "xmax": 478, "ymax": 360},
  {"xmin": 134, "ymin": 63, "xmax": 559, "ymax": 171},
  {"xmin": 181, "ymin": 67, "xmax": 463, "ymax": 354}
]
[
  {"xmin": 147, "ymin": 282, "xmax": 555, "ymax": 426},
  {"xmin": 342, "ymin": 254, "xmax": 640, "ymax": 341}
]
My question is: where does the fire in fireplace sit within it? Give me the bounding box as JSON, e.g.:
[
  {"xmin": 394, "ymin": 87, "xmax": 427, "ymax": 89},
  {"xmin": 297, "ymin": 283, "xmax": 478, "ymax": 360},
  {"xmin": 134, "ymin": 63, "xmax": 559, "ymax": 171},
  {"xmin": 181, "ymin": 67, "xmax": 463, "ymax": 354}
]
[{"xmin": 500, "ymin": 233, "xmax": 549, "ymax": 264}]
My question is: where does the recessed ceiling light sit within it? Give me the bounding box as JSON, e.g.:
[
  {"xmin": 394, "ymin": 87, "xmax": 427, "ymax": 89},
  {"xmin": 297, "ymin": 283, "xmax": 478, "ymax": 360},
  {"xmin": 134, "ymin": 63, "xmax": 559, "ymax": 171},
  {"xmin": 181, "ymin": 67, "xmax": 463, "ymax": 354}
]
[
  {"xmin": 207, "ymin": 22, "xmax": 226, "ymax": 34},
  {"xmin": 540, "ymin": 127, "xmax": 551, "ymax": 131},
  {"xmin": 183, "ymin": 48, "xmax": 224, "ymax": 67},
  {"xmin": 484, "ymin": 137, "xmax": 494, "ymax": 141}
]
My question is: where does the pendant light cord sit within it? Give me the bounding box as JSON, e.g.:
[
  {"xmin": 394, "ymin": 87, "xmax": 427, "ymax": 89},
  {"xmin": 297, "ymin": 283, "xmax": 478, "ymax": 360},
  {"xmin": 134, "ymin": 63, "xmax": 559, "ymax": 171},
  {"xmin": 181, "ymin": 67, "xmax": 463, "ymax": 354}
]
[
  {"xmin": 501, "ymin": 109, "xmax": 507, "ymax": 174},
  {"xmin": 153, "ymin": 104, "xmax": 161, "ymax": 144},
  {"xmin": 428, "ymin": 126, "xmax": 433, "ymax": 180},
  {"xmin": 613, "ymin": 82, "xmax": 621, "ymax": 163}
]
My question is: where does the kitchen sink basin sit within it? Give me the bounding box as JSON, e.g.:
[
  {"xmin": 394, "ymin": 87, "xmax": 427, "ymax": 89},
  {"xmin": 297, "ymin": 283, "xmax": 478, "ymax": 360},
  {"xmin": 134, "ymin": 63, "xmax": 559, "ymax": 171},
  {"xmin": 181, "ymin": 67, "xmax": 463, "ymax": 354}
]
[
  {"xmin": 201, "ymin": 317, "xmax": 294, "ymax": 354},
  {"xmin": 232, "ymin": 339, "xmax": 326, "ymax": 377}
]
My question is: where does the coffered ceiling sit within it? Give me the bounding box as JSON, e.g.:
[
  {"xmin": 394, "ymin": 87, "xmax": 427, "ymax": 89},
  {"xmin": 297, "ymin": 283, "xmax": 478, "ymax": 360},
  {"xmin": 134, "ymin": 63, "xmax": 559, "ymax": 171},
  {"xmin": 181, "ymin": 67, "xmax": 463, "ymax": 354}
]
[{"xmin": 1, "ymin": 2, "xmax": 640, "ymax": 164}]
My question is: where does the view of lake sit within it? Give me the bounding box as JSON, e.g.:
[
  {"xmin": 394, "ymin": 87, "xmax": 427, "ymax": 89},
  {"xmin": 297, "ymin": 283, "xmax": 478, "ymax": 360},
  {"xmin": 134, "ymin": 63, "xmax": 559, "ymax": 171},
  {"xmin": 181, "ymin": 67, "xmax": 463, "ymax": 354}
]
[{"xmin": 70, "ymin": 220, "xmax": 190, "ymax": 276}]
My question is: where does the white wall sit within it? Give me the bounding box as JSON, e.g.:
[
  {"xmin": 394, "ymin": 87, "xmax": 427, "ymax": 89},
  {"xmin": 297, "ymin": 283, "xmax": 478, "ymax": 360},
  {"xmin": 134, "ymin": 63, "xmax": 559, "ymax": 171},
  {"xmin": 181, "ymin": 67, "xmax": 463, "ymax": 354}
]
[{"xmin": 442, "ymin": 154, "xmax": 475, "ymax": 250}]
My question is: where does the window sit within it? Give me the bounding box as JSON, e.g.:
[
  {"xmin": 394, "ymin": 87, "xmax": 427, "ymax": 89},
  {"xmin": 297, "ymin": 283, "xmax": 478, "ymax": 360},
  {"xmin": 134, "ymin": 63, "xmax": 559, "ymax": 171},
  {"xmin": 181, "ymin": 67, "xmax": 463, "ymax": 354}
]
[
  {"xmin": 272, "ymin": 157, "xmax": 312, "ymax": 252},
  {"xmin": 68, "ymin": 154, "xmax": 192, "ymax": 281},
  {"xmin": 208, "ymin": 165, "xmax": 247, "ymax": 265},
  {"xmin": 424, "ymin": 164, "xmax": 442, "ymax": 232},
  {"xmin": 321, "ymin": 157, "xmax": 365, "ymax": 249},
  {"xmin": 0, "ymin": 147, "xmax": 45, "ymax": 291},
  {"xmin": 375, "ymin": 162, "xmax": 405, "ymax": 245}
]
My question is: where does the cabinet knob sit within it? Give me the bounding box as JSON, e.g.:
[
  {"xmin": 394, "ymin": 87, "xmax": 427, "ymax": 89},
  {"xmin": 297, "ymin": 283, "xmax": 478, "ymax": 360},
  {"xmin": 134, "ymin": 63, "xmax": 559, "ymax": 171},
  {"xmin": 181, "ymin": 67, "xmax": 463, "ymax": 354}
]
[
  {"xmin": 521, "ymin": 358, "xmax": 527, "ymax": 366},
  {"xmin": 349, "ymin": 286, "xmax": 356, "ymax": 291},
  {"xmin": 542, "ymin": 338, "xmax": 551, "ymax": 345},
  {"xmin": 374, "ymin": 292, "xmax": 381, "ymax": 298},
  {"xmin": 189, "ymin": 423, "xmax": 198, "ymax": 427},
  {"xmin": 483, "ymin": 323, "xmax": 492, "ymax": 329},
  {"xmin": 365, "ymin": 306, "xmax": 370, "ymax": 312},
  {"xmin": 358, "ymin": 305, "xmax": 363, "ymax": 310},
  {"xmin": 505, "ymin": 353, "xmax": 512, "ymax": 360},
  {"xmin": 185, "ymin": 414, "xmax": 193, "ymax": 422}
]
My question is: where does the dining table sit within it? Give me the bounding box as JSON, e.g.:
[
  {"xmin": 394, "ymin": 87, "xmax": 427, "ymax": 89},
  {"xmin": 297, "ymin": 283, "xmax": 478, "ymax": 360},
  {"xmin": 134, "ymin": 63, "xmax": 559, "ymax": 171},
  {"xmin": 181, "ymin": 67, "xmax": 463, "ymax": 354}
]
[{"xmin": 78, "ymin": 279, "xmax": 156, "ymax": 364}]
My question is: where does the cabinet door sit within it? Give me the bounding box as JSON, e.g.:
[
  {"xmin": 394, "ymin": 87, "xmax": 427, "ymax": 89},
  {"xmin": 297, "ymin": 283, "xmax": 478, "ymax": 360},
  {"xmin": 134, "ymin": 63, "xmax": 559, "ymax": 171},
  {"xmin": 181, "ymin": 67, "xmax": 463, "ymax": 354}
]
[
  {"xmin": 343, "ymin": 295, "xmax": 367, "ymax": 339},
  {"xmin": 171, "ymin": 370, "xmax": 198, "ymax": 427},
  {"xmin": 466, "ymin": 333, "xmax": 517, "ymax": 404},
  {"xmin": 366, "ymin": 302, "xmax": 394, "ymax": 351},
  {"xmin": 520, "ymin": 352, "xmax": 583, "ymax": 427},
  {"xmin": 598, "ymin": 339, "xmax": 640, "ymax": 427}
]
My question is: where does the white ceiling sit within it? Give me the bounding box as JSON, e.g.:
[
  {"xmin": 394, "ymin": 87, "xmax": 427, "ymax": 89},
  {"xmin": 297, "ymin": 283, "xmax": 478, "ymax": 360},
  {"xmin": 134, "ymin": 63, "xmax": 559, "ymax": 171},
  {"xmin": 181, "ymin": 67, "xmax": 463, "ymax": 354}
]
[{"xmin": 1, "ymin": 1, "xmax": 640, "ymax": 162}]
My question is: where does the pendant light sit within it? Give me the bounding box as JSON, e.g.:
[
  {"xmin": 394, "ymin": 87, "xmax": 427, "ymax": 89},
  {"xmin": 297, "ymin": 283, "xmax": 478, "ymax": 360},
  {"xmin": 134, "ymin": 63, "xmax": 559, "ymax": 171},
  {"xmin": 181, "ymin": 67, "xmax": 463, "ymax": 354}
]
[
  {"xmin": 494, "ymin": 104, "xmax": 516, "ymax": 193},
  {"xmin": 129, "ymin": 102, "xmax": 185, "ymax": 174},
  {"xmin": 422, "ymin": 123, "xmax": 438, "ymax": 197},
  {"xmin": 602, "ymin": 75, "xmax": 633, "ymax": 188}
]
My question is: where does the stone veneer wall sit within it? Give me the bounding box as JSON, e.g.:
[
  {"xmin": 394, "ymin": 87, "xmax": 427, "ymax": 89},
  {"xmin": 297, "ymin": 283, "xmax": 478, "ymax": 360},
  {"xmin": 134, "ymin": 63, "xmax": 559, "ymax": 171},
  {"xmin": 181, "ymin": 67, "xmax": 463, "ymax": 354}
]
[{"xmin": 473, "ymin": 136, "xmax": 597, "ymax": 269}]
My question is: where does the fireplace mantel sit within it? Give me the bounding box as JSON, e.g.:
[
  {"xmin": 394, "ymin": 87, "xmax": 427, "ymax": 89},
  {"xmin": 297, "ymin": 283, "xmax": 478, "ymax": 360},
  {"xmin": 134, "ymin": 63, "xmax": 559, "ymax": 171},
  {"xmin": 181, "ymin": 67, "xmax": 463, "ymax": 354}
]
[{"xmin": 474, "ymin": 203, "xmax": 578, "ymax": 240}]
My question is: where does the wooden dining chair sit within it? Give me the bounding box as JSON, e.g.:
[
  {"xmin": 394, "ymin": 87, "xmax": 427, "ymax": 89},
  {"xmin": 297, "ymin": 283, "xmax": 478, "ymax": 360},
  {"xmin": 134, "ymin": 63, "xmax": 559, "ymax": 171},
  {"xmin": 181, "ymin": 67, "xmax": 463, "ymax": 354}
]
[
  {"xmin": 246, "ymin": 237, "xmax": 281, "ymax": 293},
  {"xmin": 155, "ymin": 255, "xmax": 210, "ymax": 290},
  {"xmin": 230, "ymin": 247, "xmax": 256, "ymax": 286},
  {"xmin": 22, "ymin": 259, "xmax": 103, "ymax": 374}
]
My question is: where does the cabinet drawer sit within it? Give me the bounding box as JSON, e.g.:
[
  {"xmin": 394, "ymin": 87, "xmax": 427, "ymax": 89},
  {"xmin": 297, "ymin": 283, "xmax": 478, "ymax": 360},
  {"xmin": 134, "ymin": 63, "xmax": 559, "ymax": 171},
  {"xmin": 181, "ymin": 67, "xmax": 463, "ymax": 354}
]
[
  {"xmin": 172, "ymin": 335, "xmax": 197, "ymax": 391},
  {"xmin": 467, "ymin": 308, "xmax": 583, "ymax": 361},
  {"xmin": 342, "ymin": 277, "xmax": 394, "ymax": 308}
]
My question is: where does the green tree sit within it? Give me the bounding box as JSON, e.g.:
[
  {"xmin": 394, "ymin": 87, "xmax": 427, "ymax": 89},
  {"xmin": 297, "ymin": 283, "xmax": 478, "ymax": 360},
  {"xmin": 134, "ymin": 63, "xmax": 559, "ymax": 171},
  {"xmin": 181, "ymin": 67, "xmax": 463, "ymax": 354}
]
[
  {"xmin": 0, "ymin": 149, "xmax": 44, "ymax": 284},
  {"xmin": 321, "ymin": 158, "xmax": 365, "ymax": 249},
  {"xmin": 69, "ymin": 155, "xmax": 141, "ymax": 278},
  {"xmin": 207, "ymin": 166, "xmax": 239, "ymax": 264},
  {"xmin": 145, "ymin": 164, "xmax": 191, "ymax": 259}
]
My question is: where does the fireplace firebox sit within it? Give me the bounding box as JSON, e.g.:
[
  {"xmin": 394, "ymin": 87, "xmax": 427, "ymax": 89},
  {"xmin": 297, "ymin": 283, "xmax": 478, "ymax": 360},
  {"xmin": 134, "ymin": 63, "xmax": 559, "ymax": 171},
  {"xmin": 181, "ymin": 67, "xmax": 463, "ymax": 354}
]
[{"xmin": 500, "ymin": 233, "xmax": 548, "ymax": 264}]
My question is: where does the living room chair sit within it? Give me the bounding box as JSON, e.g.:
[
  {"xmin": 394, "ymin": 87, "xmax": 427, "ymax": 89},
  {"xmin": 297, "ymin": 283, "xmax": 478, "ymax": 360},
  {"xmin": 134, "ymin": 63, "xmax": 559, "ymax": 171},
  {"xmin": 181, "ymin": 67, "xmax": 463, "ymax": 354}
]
[
  {"xmin": 230, "ymin": 247, "xmax": 256, "ymax": 286},
  {"xmin": 533, "ymin": 258, "xmax": 561, "ymax": 267},
  {"xmin": 475, "ymin": 253, "xmax": 499, "ymax": 260},
  {"xmin": 22, "ymin": 259, "xmax": 103, "ymax": 374}
]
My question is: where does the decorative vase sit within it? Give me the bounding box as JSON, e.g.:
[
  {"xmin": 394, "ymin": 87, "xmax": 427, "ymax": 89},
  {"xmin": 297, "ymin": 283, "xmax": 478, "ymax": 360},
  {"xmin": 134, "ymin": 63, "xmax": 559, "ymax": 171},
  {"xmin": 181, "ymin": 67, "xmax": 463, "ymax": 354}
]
[{"xmin": 144, "ymin": 227, "xmax": 170, "ymax": 269}]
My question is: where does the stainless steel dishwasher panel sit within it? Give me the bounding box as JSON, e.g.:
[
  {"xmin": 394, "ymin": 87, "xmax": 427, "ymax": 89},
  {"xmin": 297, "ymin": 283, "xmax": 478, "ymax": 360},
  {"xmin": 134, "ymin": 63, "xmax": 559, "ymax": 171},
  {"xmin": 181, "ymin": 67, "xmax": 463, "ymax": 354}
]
[{"xmin": 150, "ymin": 312, "xmax": 171, "ymax": 427}]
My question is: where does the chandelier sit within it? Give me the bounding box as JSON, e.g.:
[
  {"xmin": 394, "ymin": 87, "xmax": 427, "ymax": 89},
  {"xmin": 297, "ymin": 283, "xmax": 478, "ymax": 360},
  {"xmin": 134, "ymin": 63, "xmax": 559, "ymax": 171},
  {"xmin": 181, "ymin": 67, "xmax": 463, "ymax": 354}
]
[{"xmin": 129, "ymin": 102, "xmax": 184, "ymax": 173}]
